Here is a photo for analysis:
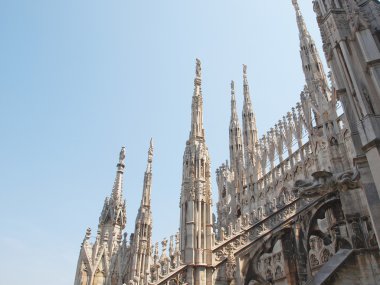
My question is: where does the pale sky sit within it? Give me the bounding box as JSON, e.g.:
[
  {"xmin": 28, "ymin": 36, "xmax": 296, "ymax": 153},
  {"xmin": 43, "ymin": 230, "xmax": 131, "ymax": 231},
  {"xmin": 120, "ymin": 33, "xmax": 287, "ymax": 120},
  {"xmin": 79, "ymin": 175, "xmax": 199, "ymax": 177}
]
[{"xmin": 0, "ymin": 1, "xmax": 326, "ymax": 284}]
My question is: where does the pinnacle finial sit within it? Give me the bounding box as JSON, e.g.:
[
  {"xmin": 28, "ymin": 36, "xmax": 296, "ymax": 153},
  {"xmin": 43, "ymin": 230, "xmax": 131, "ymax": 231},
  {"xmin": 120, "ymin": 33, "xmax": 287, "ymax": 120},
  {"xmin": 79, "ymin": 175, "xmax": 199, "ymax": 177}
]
[
  {"xmin": 195, "ymin": 58, "xmax": 202, "ymax": 79},
  {"xmin": 139, "ymin": 139, "xmax": 154, "ymax": 209},
  {"xmin": 243, "ymin": 64, "xmax": 247, "ymax": 77},
  {"xmin": 243, "ymin": 64, "xmax": 249, "ymax": 86},
  {"xmin": 85, "ymin": 227, "xmax": 91, "ymax": 241},
  {"xmin": 230, "ymin": 80, "xmax": 238, "ymax": 122},
  {"xmin": 190, "ymin": 58, "xmax": 204, "ymax": 139},
  {"xmin": 242, "ymin": 64, "xmax": 251, "ymax": 102},
  {"xmin": 194, "ymin": 58, "xmax": 202, "ymax": 88},
  {"xmin": 145, "ymin": 138, "xmax": 154, "ymax": 173},
  {"xmin": 148, "ymin": 138, "xmax": 154, "ymax": 163},
  {"xmin": 112, "ymin": 147, "xmax": 126, "ymax": 203}
]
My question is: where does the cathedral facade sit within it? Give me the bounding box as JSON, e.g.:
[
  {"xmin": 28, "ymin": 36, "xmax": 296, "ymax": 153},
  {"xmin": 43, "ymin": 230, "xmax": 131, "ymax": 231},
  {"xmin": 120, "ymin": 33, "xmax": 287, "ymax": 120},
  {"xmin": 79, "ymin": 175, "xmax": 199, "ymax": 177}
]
[{"xmin": 74, "ymin": 1, "xmax": 380, "ymax": 284}]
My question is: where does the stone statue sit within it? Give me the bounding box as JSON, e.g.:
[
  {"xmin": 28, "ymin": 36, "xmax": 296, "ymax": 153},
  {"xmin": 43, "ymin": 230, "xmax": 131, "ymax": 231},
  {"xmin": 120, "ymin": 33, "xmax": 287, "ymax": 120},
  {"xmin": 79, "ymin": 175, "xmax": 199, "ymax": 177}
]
[
  {"xmin": 195, "ymin": 58, "xmax": 201, "ymax": 78},
  {"xmin": 243, "ymin": 64, "xmax": 247, "ymax": 75},
  {"xmin": 119, "ymin": 147, "xmax": 126, "ymax": 164}
]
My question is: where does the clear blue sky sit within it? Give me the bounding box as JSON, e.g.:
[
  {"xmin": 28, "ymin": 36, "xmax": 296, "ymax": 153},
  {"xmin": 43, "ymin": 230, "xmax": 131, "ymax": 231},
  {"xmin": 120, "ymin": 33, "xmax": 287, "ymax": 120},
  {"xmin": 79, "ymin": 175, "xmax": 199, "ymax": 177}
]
[{"xmin": 0, "ymin": 1, "xmax": 325, "ymax": 284}]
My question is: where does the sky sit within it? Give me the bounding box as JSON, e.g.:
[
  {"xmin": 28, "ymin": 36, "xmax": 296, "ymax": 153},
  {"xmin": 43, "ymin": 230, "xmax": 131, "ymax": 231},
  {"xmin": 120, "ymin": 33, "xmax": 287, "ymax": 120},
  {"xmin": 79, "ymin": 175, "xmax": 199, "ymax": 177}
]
[{"xmin": 0, "ymin": 1, "xmax": 326, "ymax": 284}]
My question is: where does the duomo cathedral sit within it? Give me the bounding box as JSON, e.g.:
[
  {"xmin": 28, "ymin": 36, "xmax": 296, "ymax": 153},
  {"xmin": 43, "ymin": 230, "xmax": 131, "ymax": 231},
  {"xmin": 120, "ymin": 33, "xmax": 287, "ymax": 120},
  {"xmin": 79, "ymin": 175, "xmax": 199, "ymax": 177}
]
[{"xmin": 74, "ymin": 1, "xmax": 380, "ymax": 284}]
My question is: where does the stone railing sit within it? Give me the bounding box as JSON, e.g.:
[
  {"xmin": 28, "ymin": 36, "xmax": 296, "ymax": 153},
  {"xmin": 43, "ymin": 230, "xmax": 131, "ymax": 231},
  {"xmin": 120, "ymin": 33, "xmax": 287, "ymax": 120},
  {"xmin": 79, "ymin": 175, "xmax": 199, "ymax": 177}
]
[
  {"xmin": 148, "ymin": 189, "xmax": 333, "ymax": 284},
  {"xmin": 148, "ymin": 264, "xmax": 187, "ymax": 285},
  {"xmin": 254, "ymin": 140, "xmax": 314, "ymax": 194},
  {"xmin": 212, "ymin": 194, "xmax": 326, "ymax": 266},
  {"xmin": 253, "ymin": 102, "xmax": 307, "ymax": 177},
  {"xmin": 149, "ymin": 233, "xmax": 182, "ymax": 284}
]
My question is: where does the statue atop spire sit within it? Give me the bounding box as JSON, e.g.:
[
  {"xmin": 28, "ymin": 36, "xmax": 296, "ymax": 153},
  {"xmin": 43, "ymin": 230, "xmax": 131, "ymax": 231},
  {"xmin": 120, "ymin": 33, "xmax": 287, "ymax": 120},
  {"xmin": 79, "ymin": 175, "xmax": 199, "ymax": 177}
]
[
  {"xmin": 113, "ymin": 147, "xmax": 126, "ymax": 203},
  {"xmin": 243, "ymin": 64, "xmax": 251, "ymax": 102},
  {"xmin": 230, "ymin": 80, "xmax": 238, "ymax": 122},
  {"xmin": 148, "ymin": 138, "xmax": 153, "ymax": 164},
  {"xmin": 243, "ymin": 64, "xmax": 248, "ymax": 83},
  {"xmin": 146, "ymin": 138, "xmax": 154, "ymax": 173},
  {"xmin": 180, "ymin": 60, "xmax": 213, "ymax": 283},
  {"xmin": 142, "ymin": 139, "xmax": 154, "ymax": 206},
  {"xmin": 195, "ymin": 58, "xmax": 202, "ymax": 79},
  {"xmin": 118, "ymin": 146, "xmax": 126, "ymax": 166}
]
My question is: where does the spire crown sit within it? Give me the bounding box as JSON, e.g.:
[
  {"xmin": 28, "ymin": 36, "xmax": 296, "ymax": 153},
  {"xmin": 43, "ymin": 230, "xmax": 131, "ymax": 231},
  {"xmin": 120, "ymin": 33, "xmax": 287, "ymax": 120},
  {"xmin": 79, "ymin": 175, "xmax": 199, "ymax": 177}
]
[
  {"xmin": 194, "ymin": 58, "xmax": 202, "ymax": 87},
  {"xmin": 190, "ymin": 58, "xmax": 205, "ymax": 139},
  {"xmin": 230, "ymin": 80, "xmax": 238, "ymax": 122},
  {"xmin": 243, "ymin": 64, "xmax": 248, "ymax": 85},
  {"xmin": 112, "ymin": 147, "xmax": 126, "ymax": 203},
  {"xmin": 146, "ymin": 138, "xmax": 154, "ymax": 172},
  {"xmin": 141, "ymin": 139, "xmax": 154, "ymax": 208},
  {"xmin": 292, "ymin": 0, "xmax": 300, "ymax": 10},
  {"xmin": 291, "ymin": 0, "xmax": 309, "ymax": 37},
  {"xmin": 243, "ymin": 64, "xmax": 252, "ymax": 105},
  {"xmin": 118, "ymin": 147, "xmax": 126, "ymax": 168},
  {"xmin": 231, "ymin": 80, "xmax": 236, "ymax": 100}
]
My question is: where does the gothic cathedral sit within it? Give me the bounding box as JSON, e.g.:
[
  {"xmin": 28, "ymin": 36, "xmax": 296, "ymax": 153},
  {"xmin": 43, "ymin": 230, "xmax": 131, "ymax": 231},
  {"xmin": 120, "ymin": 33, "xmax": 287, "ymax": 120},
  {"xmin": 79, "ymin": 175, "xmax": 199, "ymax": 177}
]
[{"xmin": 74, "ymin": 1, "xmax": 380, "ymax": 284}]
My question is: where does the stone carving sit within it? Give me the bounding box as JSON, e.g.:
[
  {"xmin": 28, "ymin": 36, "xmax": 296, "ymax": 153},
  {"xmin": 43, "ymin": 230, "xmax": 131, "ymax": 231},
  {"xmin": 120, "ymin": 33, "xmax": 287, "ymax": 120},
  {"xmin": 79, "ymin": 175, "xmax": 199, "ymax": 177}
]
[
  {"xmin": 225, "ymin": 247, "xmax": 236, "ymax": 281},
  {"xmin": 320, "ymin": 249, "xmax": 331, "ymax": 264},
  {"xmin": 335, "ymin": 168, "xmax": 360, "ymax": 191},
  {"xmin": 294, "ymin": 168, "xmax": 361, "ymax": 197},
  {"xmin": 310, "ymin": 254, "xmax": 319, "ymax": 267},
  {"xmin": 294, "ymin": 170, "xmax": 334, "ymax": 198},
  {"xmin": 274, "ymin": 266, "xmax": 283, "ymax": 279}
]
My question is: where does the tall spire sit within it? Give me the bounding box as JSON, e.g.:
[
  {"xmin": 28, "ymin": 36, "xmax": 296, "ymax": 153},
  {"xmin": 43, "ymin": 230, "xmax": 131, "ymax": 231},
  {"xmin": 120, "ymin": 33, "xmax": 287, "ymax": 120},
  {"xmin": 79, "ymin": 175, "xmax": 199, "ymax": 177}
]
[
  {"xmin": 179, "ymin": 59, "xmax": 213, "ymax": 284},
  {"xmin": 291, "ymin": 0, "xmax": 330, "ymax": 97},
  {"xmin": 190, "ymin": 58, "xmax": 205, "ymax": 140},
  {"xmin": 128, "ymin": 139, "xmax": 154, "ymax": 285},
  {"xmin": 242, "ymin": 65, "xmax": 259, "ymax": 168},
  {"xmin": 141, "ymin": 138, "xmax": 153, "ymax": 208},
  {"xmin": 229, "ymin": 80, "xmax": 244, "ymax": 175},
  {"xmin": 112, "ymin": 146, "xmax": 126, "ymax": 203},
  {"xmin": 229, "ymin": 79, "xmax": 246, "ymax": 196},
  {"xmin": 292, "ymin": 0, "xmax": 331, "ymax": 128},
  {"xmin": 242, "ymin": 65, "xmax": 261, "ymax": 181}
]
